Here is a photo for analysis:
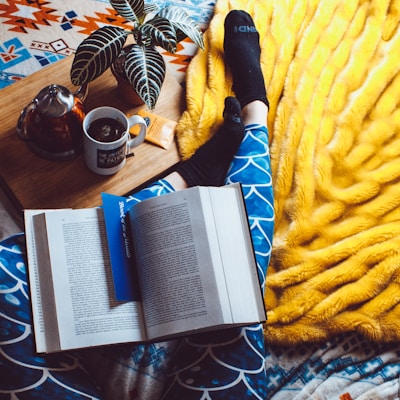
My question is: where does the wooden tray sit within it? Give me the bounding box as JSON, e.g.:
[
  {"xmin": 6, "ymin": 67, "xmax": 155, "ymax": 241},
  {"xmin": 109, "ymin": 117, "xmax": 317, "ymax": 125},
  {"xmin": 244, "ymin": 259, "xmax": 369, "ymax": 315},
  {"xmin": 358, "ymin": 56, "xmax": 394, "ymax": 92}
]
[{"xmin": 0, "ymin": 56, "xmax": 184, "ymax": 211}]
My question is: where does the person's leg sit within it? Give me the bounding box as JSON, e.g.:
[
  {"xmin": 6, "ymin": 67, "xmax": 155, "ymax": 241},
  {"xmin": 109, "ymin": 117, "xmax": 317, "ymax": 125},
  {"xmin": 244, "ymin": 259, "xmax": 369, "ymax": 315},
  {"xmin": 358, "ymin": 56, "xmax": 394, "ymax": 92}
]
[
  {"xmin": 160, "ymin": 11, "xmax": 274, "ymax": 399},
  {"xmin": 224, "ymin": 10, "xmax": 269, "ymax": 110},
  {"xmin": 173, "ymin": 96, "xmax": 245, "ymax": 187},
  {"xmin": 166, "ymin": 10, "xmax": 269, "ymax": 190},
  {"xmin": 160, "ymin": 103, "xmax": 272, "ymax": 400}
]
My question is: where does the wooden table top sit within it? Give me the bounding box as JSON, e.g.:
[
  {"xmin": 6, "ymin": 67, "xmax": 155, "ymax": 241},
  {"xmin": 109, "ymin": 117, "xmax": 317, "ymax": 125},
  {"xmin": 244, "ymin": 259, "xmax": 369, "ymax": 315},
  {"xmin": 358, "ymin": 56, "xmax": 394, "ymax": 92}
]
[{"xmin": 0, "ymin": 56, "xmax": 185, "ymax": 210}]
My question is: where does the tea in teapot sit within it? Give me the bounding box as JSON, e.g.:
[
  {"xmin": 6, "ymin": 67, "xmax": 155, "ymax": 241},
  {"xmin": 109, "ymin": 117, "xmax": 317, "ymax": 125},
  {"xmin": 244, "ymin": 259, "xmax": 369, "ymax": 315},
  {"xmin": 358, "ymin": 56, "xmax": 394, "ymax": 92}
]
[{"xmin": 17, "ymin": 84, "xmax": 88, "ymax": 161}]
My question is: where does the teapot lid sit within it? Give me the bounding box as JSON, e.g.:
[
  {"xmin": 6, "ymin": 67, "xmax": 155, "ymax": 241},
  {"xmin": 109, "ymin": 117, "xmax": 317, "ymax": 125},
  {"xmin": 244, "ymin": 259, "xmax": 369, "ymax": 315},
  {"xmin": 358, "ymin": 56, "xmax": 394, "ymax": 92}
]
[{"xmin": 35, "ymin": 84, "xmax": 75, "ymax": 117}]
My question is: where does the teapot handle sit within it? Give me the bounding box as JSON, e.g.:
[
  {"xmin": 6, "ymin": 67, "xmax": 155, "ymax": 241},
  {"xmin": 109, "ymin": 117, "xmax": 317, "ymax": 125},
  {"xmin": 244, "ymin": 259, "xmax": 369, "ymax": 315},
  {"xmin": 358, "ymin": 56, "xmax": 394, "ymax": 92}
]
[{"xmin": 17, "ymin": 100, "xmax": 36, "ymax": 141}]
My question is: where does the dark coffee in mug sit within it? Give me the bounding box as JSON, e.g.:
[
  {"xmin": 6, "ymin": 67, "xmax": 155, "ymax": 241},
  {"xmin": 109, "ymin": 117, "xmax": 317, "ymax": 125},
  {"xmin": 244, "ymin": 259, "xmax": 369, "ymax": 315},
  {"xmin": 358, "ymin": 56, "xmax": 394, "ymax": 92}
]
[{"xmin": 87, "ymin": 117, "xmax": 126, "ymax": 142}]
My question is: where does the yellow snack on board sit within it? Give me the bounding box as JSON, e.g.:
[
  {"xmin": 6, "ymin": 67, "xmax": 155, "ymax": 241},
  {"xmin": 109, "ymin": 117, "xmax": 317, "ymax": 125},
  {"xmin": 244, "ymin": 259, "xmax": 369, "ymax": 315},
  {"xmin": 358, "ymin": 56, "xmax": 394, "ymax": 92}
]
[{"xmin": 129, "ymin": 109, "xmax": 176, "ymax": 149}]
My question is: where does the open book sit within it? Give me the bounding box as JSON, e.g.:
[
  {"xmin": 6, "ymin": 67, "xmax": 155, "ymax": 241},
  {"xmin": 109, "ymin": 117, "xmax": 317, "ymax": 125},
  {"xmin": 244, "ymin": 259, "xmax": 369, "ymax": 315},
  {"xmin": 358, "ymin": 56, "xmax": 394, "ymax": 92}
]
[{"xmin": 24, "ymin": 183, "xmax": 265, "ymax": 354}]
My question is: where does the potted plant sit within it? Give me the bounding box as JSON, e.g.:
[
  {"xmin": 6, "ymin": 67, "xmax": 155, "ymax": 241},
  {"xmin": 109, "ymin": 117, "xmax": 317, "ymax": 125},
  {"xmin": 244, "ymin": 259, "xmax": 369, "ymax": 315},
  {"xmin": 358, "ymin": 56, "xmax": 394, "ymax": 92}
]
[{"xmin": 70, "ymin": 0, "xmax": 204, "ymax": 109}]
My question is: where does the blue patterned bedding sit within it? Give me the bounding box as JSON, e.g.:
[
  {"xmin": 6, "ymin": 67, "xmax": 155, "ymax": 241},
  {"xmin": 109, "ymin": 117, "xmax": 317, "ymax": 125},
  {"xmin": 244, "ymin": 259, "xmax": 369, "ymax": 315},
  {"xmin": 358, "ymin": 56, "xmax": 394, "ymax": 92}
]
[{"xmin": 265, "ymin": 333, "xmax": 400, "ymax": 399}]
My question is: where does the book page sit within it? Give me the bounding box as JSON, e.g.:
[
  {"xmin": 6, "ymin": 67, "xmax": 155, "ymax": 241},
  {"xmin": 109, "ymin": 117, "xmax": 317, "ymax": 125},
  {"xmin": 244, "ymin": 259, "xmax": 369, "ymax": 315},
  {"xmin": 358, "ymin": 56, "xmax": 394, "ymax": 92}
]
[
  {"xmin": 24, "ymin": 210, "xmax": 61, "ymax": 353},
  {"xmin": 129, "ymin": 187, "xmax": 230, "ymax": 339},
  {"xmin": 207, "ymin": 184, "xmax": 266, "ymax": 323},
  {"xmin": 39, "ymin": 208, "xmax": 146, "ymax": 351}
]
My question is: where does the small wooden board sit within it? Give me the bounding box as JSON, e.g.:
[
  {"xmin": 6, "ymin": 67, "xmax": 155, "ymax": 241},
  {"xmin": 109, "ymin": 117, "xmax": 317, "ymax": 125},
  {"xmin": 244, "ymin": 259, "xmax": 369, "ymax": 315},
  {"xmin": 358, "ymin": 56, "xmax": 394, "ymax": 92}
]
[{"xmin": 0, "ymin": 56, "xmax": 185, "ymax": 210}]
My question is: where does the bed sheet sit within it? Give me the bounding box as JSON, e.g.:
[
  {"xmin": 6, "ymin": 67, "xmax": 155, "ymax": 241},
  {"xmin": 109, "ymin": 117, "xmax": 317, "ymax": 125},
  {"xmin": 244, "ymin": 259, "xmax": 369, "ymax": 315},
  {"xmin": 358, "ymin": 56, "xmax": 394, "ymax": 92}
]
[{"xmin": 265, "ymin": 334, "xmax": 400, "ymax": 399}]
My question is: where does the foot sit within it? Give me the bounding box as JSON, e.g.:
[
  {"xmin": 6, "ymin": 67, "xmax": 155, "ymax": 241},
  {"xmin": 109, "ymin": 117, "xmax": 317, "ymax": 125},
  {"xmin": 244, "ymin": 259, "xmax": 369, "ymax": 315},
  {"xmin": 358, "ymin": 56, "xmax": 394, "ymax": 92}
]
[
  {"xmin": 224, "ymin": 10, "xmax": 268, "ymax": 109},
  {"xmin": 174, "ymin": 97, "xmax": 244, "ymax": 187}
]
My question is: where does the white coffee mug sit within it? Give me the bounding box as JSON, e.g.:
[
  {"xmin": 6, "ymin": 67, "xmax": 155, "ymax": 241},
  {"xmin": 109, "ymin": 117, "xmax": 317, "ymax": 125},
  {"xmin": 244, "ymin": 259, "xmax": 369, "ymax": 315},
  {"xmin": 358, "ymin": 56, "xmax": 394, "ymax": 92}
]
[{"xmin": 83, "ymin": 106, "xmax": 146, "ymax": 175}]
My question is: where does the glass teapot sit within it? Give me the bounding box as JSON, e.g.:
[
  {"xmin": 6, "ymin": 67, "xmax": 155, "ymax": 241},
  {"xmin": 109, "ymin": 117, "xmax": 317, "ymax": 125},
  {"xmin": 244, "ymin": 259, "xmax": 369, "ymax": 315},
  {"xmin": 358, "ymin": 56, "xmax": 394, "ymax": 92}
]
[{"xmin": 17, "ymin": 84, "xmax": 88, "ymax": 161}]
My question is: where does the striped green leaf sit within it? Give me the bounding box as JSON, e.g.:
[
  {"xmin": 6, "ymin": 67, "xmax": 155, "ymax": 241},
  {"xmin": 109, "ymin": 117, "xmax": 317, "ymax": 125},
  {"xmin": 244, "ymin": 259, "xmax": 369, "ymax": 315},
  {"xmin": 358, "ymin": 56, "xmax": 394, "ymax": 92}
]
[
  {"xmin": 138, "ymin": 16, "xmax": 177, "ymax": 53},
  {"xmin": 110, "ymin": 0, "xmax": 144, "ymax": 24},
  {"xmin": 71, "ymin": 26, "xmax": 128, "ymax": 86},
  {"xmin": 157, "ymin": 6, "xmax": 204, "ymax": 50},
  {"xmin": 124, "ymin": 45, "xmax": 165, "ymax": 109}
]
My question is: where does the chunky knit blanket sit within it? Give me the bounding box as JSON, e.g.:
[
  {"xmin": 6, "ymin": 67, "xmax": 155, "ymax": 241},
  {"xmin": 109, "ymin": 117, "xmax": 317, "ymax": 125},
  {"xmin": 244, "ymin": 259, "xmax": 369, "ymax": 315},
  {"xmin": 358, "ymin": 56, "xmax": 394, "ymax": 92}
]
[{"xmin": 176, "ymin": 0, "xmax": 400, "ymax": 344}]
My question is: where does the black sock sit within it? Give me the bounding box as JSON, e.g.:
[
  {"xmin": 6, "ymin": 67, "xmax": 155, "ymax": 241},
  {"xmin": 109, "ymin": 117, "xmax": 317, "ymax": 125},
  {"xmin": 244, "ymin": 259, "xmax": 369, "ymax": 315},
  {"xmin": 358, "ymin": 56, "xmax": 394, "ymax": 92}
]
[
  {"xmin": 224, "ymin": 10, "xmax": 268, "ymax": 109},
  {"xmin": 175, "ymin": 97, "xmax": 244, "ymax": 187}
]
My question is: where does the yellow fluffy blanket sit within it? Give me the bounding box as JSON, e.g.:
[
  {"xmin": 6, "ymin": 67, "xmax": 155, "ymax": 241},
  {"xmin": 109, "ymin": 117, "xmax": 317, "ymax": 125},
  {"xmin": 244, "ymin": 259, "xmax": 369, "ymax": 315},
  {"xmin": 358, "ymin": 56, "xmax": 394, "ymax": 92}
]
[{"xmin": 176, "ymin": 0, "xmax": 400, "ymax": 345}]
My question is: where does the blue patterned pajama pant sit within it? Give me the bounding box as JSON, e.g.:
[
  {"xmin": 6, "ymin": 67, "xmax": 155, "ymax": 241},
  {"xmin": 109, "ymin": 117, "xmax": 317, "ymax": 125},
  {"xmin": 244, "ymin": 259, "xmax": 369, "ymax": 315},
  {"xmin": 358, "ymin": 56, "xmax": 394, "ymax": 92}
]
[{"xmin": 0, "ymin": 123, "xmax": 273, "ymax": 399}]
